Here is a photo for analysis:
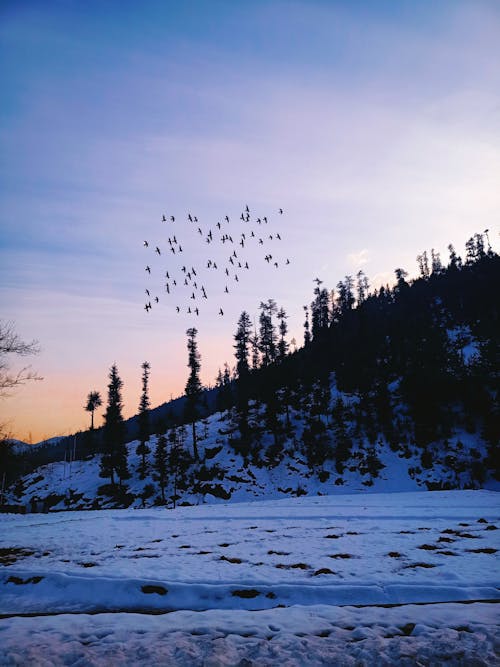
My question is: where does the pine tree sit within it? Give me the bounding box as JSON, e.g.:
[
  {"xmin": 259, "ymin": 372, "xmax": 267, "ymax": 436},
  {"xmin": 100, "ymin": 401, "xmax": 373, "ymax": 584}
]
[
  {"xmin": 356, "ymin": 270, "xmax": 369, "ymax": 305},
  {"xmin": 154, "ymin": 434, "xmax": 168, "ymax": 504},
  {"xmin": 311, "ymin": 283, "xmax": 330, "ymax": 338},
  {"xmin": 136, "ymin": 361, "xmax": 151, "ymax": 479},
  {"xmin": 277, "ymin": 307, "xmax": 289, "ymax": 361},
  {"xmin": 234, "ymin": 311, "xmax": 252, "ymax": 379},
  {"xmin": 84, "ymin": 390, "xmax": 102, "ymax": 430},
  {"xmin": 100, "ymin": 364, "xmax": 128, "ymax": 486},
  {"xmin": 184, "ymin": 327, "xmax": 202, "ymax": 460},
  {"xmin": 258, "ymin": 299, "xmax": 277, "ymax": 366},
  {"xmin": 234, "ymin": 311, "xmax": 253, "ymax": 441},
  {"xmin": 303, "ymin": 305, "xmax": 311, "ymax": 345}
]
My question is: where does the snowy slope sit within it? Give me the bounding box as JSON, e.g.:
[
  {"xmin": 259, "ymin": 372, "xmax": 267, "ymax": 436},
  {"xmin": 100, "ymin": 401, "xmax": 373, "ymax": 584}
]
[{"xmin": 5, "ymin": 394, "xmax": 497, "ymax": 512}]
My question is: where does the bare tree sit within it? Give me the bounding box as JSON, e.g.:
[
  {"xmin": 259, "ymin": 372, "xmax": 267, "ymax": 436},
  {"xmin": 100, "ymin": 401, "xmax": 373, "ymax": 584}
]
[{"xmin": 0, "ymin": 320, "xmax": 42, "ymax": 396}]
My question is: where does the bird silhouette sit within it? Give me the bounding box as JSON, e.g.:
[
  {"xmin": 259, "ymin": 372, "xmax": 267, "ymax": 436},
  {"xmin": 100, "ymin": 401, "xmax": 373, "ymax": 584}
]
[
  {"xmin": 279, "ymin": 208, "xmax": 283, "ymax": 214},
  {"xmin": 143, "ymin": 241, "xmax": 149, "ymax": 247},
  {"xmin": 176, "ymin": 306, "xmax": 180, "ymax": 313},
  {"xmin": 225, "ymin": 286, "xmax": 229, "ymax": 293},
  {"xmin": 155, "ymin": 296, "xmax": 159, "ymax": 303},
  {"xmin": 195, "ymin": 307, "xmax": 199, "ymax": 316},
  {"xmin": 225, "ymin": 215, "xmax": 229, "ymax": 223},
  {"xmin": 188, "ymin": 214, "xmax": 193, "ymax": 222},
  {"xmin": 170, "ymin": 216, "xmax": 175, "ymax": 222},
  {"xmin": 162, "ymin": 215, "xmax": 166, "ymax": 222},
  {"xmin": 146, "ymin": 266, "xmax": 151, "ymax": 273},
  {"xmin": 156, "ymin": 246, "xmax": 161, "ymax": 255},
  {"xmin": 219, "ymin": 308, "xmax": 224, "ymax": 316},
  {"xmin": 145, "ymin": 289, "xmax": 150, "ymax": 296},
  {"xmin": 144, "ymin": 303, "xmax": 151, "ymax": 312},
  {"xmin": 276, "ymin": 233, "xmax": 281, "ymax": 240},
  {"xmin": 286, "ymin": 259, "xmax": 290, "ymax": 265}
]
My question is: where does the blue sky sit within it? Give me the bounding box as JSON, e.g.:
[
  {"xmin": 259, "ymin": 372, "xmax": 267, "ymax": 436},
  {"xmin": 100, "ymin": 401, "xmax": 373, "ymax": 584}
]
[{"xmin": 1, "ymin": 1, "xmax": 499, "ymax": 441}]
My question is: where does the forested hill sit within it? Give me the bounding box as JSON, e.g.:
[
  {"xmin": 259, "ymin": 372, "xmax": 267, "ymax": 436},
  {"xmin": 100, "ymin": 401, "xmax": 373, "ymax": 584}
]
[{"xmin": 3, "ymin": 235, "xmax": 499, "ymax": 509}]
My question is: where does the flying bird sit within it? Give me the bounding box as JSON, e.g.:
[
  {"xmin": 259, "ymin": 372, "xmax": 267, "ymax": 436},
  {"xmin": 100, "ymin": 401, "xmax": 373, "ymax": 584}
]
[
  {"xmin": 145, "ymin": 266, "xmax": 151, "ymax": 273},
  {"xmin": 145, "ymin": 289, "xmax": 150, "ymax": 296},
  {"xmin": 279, "ymin": 208, "xmax": 283, "ymax": 214},
  {"xmin": 143, "ymin": 241, "xmax": 149, "ymax": 247},
  {"xmin": 156, "ymin": 246, "xmax": 161, "ymax": 255},
  {"xmin": 176, "ymin": 306, "xmax": 180, "ymax": 313},
  {"xmin": 219, "ymin": 308, "xmax": 224, "ymax": 316},
  {"xmin": 162, "ymin": 215, "xmax": 166, "ymax": 222},
  {"xmin": 155, "ymin": 296, "xmax": 159, "ymax": 303},
  {"xmin": 170, "ymin": 216, "xmax": 175, "ymax": 222}
]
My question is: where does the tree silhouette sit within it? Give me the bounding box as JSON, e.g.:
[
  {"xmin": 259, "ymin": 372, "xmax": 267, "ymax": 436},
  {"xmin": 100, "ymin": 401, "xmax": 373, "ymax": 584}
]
[
  {"xmin": 184, "ymin": 327, "xmax": 202, "ymax": 460},
  {"xmin": 100, "ymin": 364, "xmax": 129, "ymax": 486},
  {"xmin": 136, "ymin": 361, "xmax": 151, "ymax": 479},
  {"xmin": 84, "ymin": 391, "xmax": 102, "ymax": 431}
]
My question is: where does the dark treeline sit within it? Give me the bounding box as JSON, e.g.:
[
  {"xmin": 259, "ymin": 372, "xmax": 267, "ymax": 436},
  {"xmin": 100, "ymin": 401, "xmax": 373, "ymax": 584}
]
[{"xmin": 214, "ymin": 233, "xmax": 499, "ymax": 480}]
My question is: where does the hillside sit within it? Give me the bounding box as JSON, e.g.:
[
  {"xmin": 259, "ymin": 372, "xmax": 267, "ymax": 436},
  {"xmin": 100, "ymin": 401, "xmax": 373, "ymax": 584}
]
[{"xmin": 3, "ymin": 238, "xmax": 499, "ymax": 510}]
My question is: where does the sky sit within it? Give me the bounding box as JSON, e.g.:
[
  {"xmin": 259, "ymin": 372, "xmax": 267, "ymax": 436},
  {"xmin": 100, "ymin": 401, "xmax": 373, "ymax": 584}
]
[{"xmin": 1, "ymin": 0, "xmax": 499, "ymax": 442}]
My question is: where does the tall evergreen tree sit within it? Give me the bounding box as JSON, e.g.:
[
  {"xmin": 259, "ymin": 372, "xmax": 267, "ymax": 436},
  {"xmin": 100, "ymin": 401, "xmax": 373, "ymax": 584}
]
[
  {"xmin": 100, "ymin": 364, "xmax": 128, "ymax": 486},
  {"xmin": 303, "ymin": 305, "xmax": 311, "ymax": 345},
  {"xmin": 184, "ymin": 327, "xmax": 202, "ymax": 460},
  {"xmin": 277, "ymin": 307, "xmax": 289, "ymax": 361},
  {"xmin": 258, "ymin": 299, "xmax": 277, "ymax": 366},
  {"xmin": 84, "ymin": 390, "xmax": 102, "ymax": 430},
  {"xmin": 154, "ymin": 434, "xmax": 168, "ymax": 504},
  {"xmin": 136, "ymin": 361, "xmax": 151, "ymax": 479}
]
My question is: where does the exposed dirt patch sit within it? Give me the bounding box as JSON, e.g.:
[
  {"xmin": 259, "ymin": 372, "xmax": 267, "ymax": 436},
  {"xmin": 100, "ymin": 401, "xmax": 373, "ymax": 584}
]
[
  {"xmin": 324, "ymin": 534, "xmax": 342, "ymax": 539},
  {"xmin": 266, "ymin": 592, "xmax": 276, "ymax": 599},
  {"xmin": 313, "ymin": 568, "xmax": 335, "ymax": 576},
  {"xmin": 232, "ymin": 589, "xmax": 261, "ymax": 598},
  {"xmin": 465, "ymin": 547, "xmax": 497, "ymax": 554},
  {"xmin": 178, "ymin": 545, "xmax": 191, "ymax": 549},
  {"xmin": 328, "ymin": 553, "xmax": 354, "ymax": 559},
  {"xmin": 141, "ymin": 585, "xmax": 168, "ymax": 596},
  {"xmin": 437, "ymin": 536, "xmax": 455, "ymax": 543},
  {"xmin": 79, "ymin": 562, "xmax": 97, "ymax": 568},
  {"xmin": 485, "ymin": 525, "xmax": 498, "ymax": 531},
  {"xmin": 268, "ymin": 550, "xmax": 290, "ymax": 556},
  {"xmin": 275, "ymin": 562, "xmax": 310, "ymax": 570},
  {"xmin": 387, "ymin": 552, "xmax": 402, "ymax": 558},
  {"xmin": 220, "ymin": 555, "xmax": 243, "ymax": 564},
  {"xmin": 7, "ymin": 576, "xmax": 43, "ymax": 585},
  {"xmin": 436, "ymin": 550, "xmax": 458, "ymax": 556},
  {"xmin": 418, "ymin": 544, "xmax": 438, "ymax": 551},
  {"xmin": 399, "ymin": 623, "xmax": 416, "ymax": 636},
  {"xmin": 404, "ymin": 562, "xmax": 436, "ymax": 569},
  {"xmin": 0, "ymin": 547, "xmax": 35, "ymax": 566},
  {"xmin": 196, "ymin": 550, "xmax": 212, "ymax": 555},
  {"xmin": 218, "ymin": 543, "xmax": 232, "ymax": 548}
]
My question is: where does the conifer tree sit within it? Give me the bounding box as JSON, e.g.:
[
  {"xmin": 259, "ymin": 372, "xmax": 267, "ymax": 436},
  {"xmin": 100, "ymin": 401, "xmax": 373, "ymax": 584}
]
[
  {"xmin": 234, "ymin": 311, "xmax": 253, "ymax": 439},
  {"xmin": 154, "ymin": 434, "xmax": 168, "ymax": 503},
  {"xmin": 277, "ymin": 307, "xmax": 289, "ymax": 361},
  {"xmin": 303, "ymin": 305, "xmax": 311, "ymax": 345},
  {"xmin": 100, "ymin": 364, "xmax": 128, "ymax": 486},
  {"xmin": 184, "ymin": 327, "xmax": 202, "ymax": 460},
  {"xmin": 258, "ymin": 299, "xmax": 277, "ymax": 366},
  {"xmin": 136, "ymin": 361, "xmax": 151, "ymax": 479}
]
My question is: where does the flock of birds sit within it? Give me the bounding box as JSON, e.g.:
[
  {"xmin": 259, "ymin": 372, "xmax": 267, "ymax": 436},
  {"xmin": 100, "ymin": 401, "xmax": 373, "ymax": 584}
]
[{"xmin": 142, "ymin": 205, "xmax": 290, "ymax": 316}]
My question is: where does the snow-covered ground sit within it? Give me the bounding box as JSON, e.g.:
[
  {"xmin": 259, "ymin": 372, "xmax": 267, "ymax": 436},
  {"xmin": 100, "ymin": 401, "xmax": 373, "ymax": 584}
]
[{"xmin": 1, "ymin": 490, "xmax": 499, "ymax": 664}]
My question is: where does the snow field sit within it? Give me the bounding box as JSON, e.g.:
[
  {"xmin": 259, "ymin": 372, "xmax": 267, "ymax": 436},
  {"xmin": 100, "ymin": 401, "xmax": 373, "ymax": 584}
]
[{"xmin": 1, "ymin": 490, "xmax": 498, "ymax": 664}]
